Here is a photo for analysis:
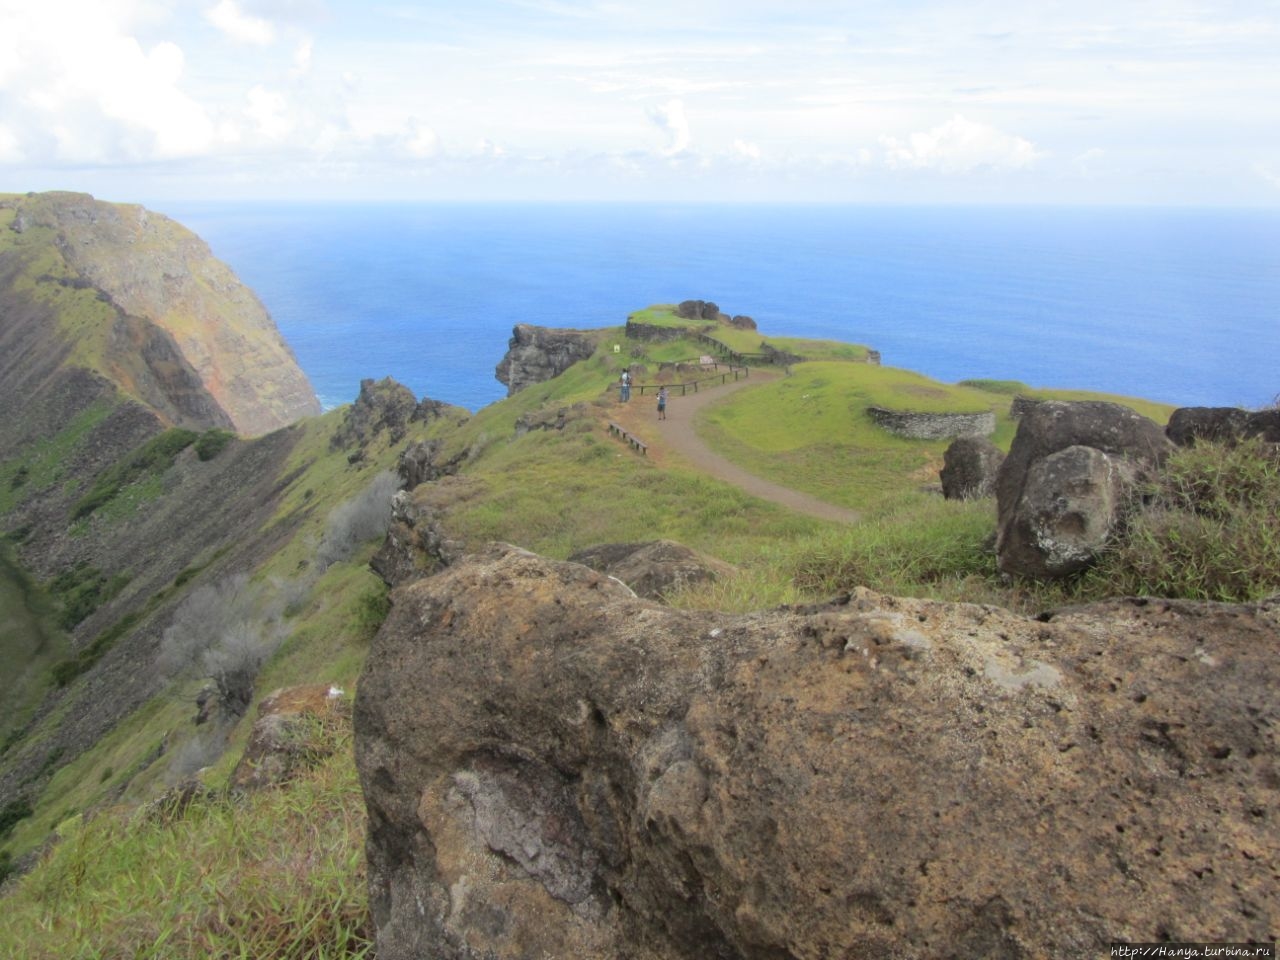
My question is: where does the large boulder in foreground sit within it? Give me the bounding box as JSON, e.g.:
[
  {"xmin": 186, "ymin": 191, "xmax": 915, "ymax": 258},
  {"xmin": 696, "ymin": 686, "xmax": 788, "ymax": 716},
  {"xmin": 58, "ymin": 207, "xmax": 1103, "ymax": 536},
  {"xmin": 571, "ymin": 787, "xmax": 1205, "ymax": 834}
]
[
  {"xmin": 355, "ymin": 544, "xmax": 1278, "ymax": 960},
  {"xmin": 996, "ymin": 401, "xmax": 1171, "ymax": 578}
]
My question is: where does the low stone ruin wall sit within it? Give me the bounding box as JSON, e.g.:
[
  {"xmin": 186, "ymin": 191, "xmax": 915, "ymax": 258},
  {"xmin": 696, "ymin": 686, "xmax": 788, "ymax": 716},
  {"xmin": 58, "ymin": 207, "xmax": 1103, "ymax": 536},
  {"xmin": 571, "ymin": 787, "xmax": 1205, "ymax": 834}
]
[
  {"xmin": 867, "ymin": 406, "xmax": 996, "ymax": 440},
  {"xmin": 624, "ymin": 320, "xmax": 693, "ymax": 342}
]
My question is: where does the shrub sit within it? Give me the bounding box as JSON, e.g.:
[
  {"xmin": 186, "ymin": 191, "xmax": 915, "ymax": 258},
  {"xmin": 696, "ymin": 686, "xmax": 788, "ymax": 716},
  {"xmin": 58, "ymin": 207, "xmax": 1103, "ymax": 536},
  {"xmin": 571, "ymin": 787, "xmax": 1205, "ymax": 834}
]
[
  {"xmin": 48, "ymin": 565, "xmax": 130, "ymax": 630},
  {"xmin": 354, "ymin": 583, "xmax": 391, "ymax": 640},
  {"xmin": 315, "ymin": 471, "xmax": 398, "ymax": 571},
  {"xmin": 159, "ymin": 574, "xmax": 291, "ymax": 718},
  {"xmin": 0, "ymin": 799, "xmax": 33, "ymax": 838},
  {"xmin": 1092, "ymin": 438, "xmax": 1280, "ymax": 602},
  {"xmin": 194, "ymin": 428, "xmax": 235, "ymax": 461}
]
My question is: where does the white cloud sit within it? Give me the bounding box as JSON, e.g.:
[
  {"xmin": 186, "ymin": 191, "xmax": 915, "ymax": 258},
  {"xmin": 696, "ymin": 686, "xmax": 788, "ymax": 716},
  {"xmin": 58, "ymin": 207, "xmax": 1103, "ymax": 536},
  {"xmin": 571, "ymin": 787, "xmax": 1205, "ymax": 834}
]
[
  {"xmin": 205, "ymin": 0, "xmax": 275, "ymax": 46},
  {"xmin": 0, "ymin": 124, "xmax": 20, "ymax": 162},
  {"xmin": 292, "ymin": 38, "xmax": 313, "ymax": 76},
  {"xmin": 402, "ymin": 120, "xmax": 440, "ymax": 159},
  {"xmin": 0, "ymin": 3, "xmax": 215, "ymax": 163},
  {"xmin": 648, "ymin": 99, "xmax": 690, "ymax": 156},
  {"xmin": 733, "ymin": 138, "xmax": 761, "ymax": 160},
  {"xmin": 245, "ymin": 85, "xmax": 293, "ymax": 139},
  {"xmin": 1256, "ymin": 164, "xmax": 1280, "ymax": 190},
  {"xmin": 881, "ymin": 115, "xmax": 1042, "ymax": 174}
]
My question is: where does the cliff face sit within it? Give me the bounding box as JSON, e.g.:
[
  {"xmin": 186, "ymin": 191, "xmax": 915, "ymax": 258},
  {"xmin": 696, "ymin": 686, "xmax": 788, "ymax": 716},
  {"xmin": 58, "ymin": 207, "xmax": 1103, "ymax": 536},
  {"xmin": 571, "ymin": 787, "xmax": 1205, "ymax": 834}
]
[{"xmin": 0, "ymin": 191, "xmax": 320, "ymax": 437}]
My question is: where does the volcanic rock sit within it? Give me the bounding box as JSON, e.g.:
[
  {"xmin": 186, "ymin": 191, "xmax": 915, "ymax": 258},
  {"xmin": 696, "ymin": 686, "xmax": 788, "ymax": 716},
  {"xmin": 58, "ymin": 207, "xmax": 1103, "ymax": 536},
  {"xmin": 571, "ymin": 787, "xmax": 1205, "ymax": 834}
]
[
  {"xmin": 355, "ymin": 544, "xmax": 1278, "ymax": 960},
  {"xmin": 996, "ymin": 401, "xmax": 1171, "ymax": 578}
]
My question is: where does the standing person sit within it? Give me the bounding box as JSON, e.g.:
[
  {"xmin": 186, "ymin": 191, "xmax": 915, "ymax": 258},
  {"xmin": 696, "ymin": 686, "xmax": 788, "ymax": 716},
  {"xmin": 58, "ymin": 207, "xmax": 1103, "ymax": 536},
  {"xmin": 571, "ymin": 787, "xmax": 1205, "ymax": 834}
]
[
  {"xmin": 620, "ymin": 370, "xmax": 631, "ymax": 402},
  {"xmin": 657, "ymin": 386, "xmax": 668, "ymax": 420}
]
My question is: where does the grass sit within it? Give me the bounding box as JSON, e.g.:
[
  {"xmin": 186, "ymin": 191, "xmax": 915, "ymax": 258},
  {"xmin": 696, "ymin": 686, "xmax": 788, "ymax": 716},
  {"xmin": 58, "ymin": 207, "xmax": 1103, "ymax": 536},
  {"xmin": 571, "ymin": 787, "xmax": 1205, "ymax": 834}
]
[
  {"xmin": 0, "ymin": 710, "xmax": 372, "ymax": 960},
  {"xmin": 72, "ymin": 429, "xmax": 198, "ymax": 521},
  {"xmin": 1087, "ymin": 437, "xmax": 1280, "ymax": 602},
  {"xmin": 0, "ymin": 547, "xmax": 68, "ymax": 748},
  {"xmin": 0, "ymin": 401, "xmax": 116, "ymax": 514}
]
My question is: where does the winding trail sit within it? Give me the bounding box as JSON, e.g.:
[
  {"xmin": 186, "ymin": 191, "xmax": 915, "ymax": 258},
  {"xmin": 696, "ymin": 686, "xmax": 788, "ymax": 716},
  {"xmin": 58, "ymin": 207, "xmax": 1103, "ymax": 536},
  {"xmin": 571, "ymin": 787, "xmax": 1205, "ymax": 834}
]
[{"xmin": 611, "ymin": 371, "xmax": 860, "ymax": 525}]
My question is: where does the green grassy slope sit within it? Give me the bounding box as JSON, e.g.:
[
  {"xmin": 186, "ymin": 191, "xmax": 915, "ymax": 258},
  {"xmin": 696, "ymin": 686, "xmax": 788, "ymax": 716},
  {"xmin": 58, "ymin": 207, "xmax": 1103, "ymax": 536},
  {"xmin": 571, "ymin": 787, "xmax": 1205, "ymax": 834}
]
[{"xmin": 0, "ymin": 299, "xmax": 1243, "ymax": 960}]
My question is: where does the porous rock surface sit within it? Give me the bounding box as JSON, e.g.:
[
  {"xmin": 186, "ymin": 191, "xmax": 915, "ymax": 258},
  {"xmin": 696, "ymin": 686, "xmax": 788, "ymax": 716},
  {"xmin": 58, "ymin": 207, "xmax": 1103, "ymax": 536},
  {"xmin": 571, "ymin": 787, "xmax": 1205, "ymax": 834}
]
[
  {"xmin": 567, "ymin": 539, "xmax": 736, "ymax": 600},
  {"xmin": 1166, "ymin": 406, "xmax": 1280, "ymax": 446},
  {"xmin": 355, "ymin": 543, "xmax": 1278, "ymax": 960},
  {"xmin": 229, "ymin": 684, "xmax": 346, "ymax": 791},
  {"xmin": 940, "ymin": 436, "xmax": 1004, "ymax": 500},
  {"xmin": 996, "ymin": 401, "xmax": 1172, "ymax": 578},
  {"xmin": 495, "ymin": 324, "xmax": 597, "ymax": 396}
]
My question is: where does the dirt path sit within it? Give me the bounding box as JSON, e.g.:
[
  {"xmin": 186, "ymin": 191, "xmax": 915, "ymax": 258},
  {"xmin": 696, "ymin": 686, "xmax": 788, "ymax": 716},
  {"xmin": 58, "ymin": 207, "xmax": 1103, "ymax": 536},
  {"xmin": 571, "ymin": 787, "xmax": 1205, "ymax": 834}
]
[{"xmin": 612, "ymin": 372, "xmax": 859, "ymax": 525}]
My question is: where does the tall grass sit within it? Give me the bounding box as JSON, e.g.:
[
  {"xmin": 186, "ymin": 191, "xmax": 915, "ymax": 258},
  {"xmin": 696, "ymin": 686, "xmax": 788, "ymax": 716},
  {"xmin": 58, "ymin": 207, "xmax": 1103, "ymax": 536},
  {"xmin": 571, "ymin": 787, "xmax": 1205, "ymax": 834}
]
[
  {"xmin": 0, "ymin": 712, "xmax": 371, "ymax": 960},
  {"xmin": 786, "ymin": 495, "xmax": 998, "ymax": 599},
  {"xmin": 1090, "ymin": 438, "xmax": 1280, "ymax": 602}
]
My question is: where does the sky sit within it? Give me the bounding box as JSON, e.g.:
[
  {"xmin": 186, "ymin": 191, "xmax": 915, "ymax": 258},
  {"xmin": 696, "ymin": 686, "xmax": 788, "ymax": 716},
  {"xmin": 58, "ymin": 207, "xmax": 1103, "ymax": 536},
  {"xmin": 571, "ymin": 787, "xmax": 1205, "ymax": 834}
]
[{"xmin": 1, "ymin": 0, "xmax": 1279, "ymax": 205}]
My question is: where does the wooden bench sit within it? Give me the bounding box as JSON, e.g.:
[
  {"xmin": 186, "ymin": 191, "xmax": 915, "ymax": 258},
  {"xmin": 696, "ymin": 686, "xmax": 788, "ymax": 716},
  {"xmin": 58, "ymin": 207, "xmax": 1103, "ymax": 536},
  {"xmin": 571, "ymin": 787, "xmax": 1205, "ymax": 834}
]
[{"xmin": 607, "ymin": 421, "xmax": 648, "ymax": 455}]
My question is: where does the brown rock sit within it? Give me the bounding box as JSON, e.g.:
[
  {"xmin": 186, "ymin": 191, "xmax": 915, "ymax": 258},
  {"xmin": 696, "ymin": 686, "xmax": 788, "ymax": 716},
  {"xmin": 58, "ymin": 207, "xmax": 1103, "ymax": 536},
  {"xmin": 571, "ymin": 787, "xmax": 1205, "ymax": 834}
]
[
  {"xmin": 567, "ymin": 539, "xmax": 736, "ymax": 600},
  {"xmin": 229, "ymin": 684, "xmax": 347, "ymax": 791},
  {"xmin": 355, "ymin": 544, "xmax": 1279, "ymax": 960}
]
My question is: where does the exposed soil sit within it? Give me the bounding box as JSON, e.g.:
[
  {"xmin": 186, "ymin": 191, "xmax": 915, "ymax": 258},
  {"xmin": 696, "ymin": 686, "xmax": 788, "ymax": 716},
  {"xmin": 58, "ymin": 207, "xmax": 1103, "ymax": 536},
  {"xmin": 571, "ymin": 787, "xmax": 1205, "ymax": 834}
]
[{"xmin": 610, "ymin": 370, "xmax": 859, "ymax": 525}]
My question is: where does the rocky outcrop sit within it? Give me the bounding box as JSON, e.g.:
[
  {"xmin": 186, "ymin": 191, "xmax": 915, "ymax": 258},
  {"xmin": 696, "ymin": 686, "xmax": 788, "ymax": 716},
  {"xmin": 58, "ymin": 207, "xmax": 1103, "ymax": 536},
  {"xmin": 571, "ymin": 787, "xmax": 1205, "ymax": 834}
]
[
  {"xmin": 867, "ymin": 406, "xmax": 996, "ymax": 440},
  {"xmin": 355, "ymin": 544, "xmax": 1279, "ymax": 960},
  {"xmin": 494, "ymin": 324, "xmax": 597, "ymax": 396},
  {"xmin": 397, "ymin": 438, "xmax": 466, "ymax": 491},
  {"xmin": 330, "ymin": 378, "xmax": 420, "ymax": 452},
  {"xmin": 229, "ymin": 684, "xmax": 347, "ymax": 791},
  {"xmin": 995, "ymin": 401, "xmax": 1171, "ymax": 578},
  {"xmin": 1, "ymin": 191, "xmax": 320, "ymax": 435},
  {"xmin": 1166, "ymin": 406, "xmax": 1280, "ymax": 446},
  {"xmin": 676, "ymin": 299, "xmax": 727, "ymax": 322},
  {"xmin": 729, "ymin": 315, "xmax": 756, "ymax": 330},
  {"xmin": 370, "ymin": 488, "xmax": 466, "ymax": 587},
  {"xmin": 940, "ymin": 436, "xmax": 1004, "ymax": 500},
  {"xmin": 567, "ymin": 539, "xmax": 736, "ymax": 600}
]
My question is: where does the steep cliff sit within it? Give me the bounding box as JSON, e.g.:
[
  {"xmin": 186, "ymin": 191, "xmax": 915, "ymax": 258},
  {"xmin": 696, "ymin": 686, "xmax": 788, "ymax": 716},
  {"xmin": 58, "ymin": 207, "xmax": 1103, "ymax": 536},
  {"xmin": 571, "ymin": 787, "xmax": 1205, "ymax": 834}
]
[{"xmin": 0, "ymin": 191, "xmax": 320, "ymax": 439}]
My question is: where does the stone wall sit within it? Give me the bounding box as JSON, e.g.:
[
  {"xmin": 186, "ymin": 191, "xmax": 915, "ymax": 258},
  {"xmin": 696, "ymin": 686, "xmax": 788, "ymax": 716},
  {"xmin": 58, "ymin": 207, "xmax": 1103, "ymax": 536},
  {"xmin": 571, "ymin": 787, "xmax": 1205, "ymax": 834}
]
[
  {"xmin": 867, "ymin": 406, "xmax": 995, "ymax": 440},
  {"xmin": 624, "ymin": 320, "xmax": 693, "ymax": 342}
]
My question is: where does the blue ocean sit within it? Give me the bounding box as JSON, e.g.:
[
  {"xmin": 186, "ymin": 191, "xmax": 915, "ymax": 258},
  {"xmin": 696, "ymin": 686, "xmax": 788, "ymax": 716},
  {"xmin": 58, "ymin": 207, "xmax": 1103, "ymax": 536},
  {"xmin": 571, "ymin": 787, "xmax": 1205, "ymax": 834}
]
[{"xmin": 166, "ymin": 203, "xmax": 1279, "ymax": 413}]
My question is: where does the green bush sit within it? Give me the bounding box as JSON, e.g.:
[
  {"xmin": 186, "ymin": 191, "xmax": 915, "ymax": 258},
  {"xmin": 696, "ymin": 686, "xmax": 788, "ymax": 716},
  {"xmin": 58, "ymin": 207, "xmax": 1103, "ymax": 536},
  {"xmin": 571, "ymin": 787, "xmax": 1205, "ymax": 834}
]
[
  {"xmin": 354, "ymin": 584, "xmax": 391, "ymax": 640},
  {"xmin": 49, "ymin": 565, "xmax": 131, "ymax": 630},
  {"xmin": 194, "ymin": 428, "xmax": 235, "ymax": 461},
  {"xmin": 1092, "ymin": 438, "xmax": 1280, "ymax": 602},
  {"xmin": 0, "ymin": 798, "xmax": 33, "ymax": 837}
]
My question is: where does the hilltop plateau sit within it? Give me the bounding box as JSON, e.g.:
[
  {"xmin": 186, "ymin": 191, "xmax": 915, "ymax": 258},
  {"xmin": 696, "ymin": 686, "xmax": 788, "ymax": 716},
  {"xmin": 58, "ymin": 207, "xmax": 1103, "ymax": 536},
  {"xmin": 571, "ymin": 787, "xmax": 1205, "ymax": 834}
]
[{"xmin": 0, "ymin": 197, "xmax": 1275, "ymax": 958}]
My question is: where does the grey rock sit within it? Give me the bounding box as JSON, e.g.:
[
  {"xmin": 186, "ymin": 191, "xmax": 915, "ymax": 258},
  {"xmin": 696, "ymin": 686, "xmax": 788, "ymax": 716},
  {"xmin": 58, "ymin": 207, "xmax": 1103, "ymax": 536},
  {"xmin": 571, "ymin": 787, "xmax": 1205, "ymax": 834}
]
[
  {"xmin": 495, "ymin": 324, "xmax": 597, "ymax": 396},
  {"xmin": 1167, "ymin": 406, "xmax": 1280, "ymax": 446},
  {"xmin": 996, "ymin": 401, "xmax": 1171, "ymax": 578},
  {"xmin": 940, "ymin": 436, "xmax": 1005, "ymax": 500}
]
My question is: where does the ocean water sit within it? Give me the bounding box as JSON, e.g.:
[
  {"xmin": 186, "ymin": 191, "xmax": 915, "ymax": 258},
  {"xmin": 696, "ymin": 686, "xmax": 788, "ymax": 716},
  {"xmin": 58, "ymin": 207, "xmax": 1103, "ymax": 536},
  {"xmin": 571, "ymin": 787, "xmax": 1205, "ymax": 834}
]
[{"xmin": 166, "ymin": 203, "xmax": 1280, "ymax": 413}]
